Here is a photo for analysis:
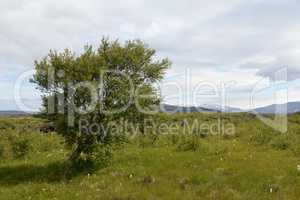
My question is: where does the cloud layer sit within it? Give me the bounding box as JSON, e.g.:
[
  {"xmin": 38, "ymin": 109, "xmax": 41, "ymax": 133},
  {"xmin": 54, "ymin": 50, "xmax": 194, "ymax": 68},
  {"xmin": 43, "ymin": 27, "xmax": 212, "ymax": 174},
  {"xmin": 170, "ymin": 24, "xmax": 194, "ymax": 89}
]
[{"xmin": 1, "ymin": 0, "xmax": 300, "ymax": 110}]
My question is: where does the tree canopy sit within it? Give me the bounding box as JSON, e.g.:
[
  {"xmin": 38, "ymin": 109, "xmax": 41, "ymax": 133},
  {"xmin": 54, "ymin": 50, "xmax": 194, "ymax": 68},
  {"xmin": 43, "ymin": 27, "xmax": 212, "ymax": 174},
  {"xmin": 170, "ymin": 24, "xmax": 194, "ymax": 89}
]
[{"xmin": 32, "ymin": 38, "xmax": 171, "ymax": 166}]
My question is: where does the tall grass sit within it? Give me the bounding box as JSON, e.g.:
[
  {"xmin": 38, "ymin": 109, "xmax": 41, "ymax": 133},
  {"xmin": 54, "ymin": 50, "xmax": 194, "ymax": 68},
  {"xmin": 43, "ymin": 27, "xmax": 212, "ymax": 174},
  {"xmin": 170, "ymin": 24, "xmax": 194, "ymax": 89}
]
[{"xmin": 0, "ymin": 113, "xmax": 300, "ymax": 199}]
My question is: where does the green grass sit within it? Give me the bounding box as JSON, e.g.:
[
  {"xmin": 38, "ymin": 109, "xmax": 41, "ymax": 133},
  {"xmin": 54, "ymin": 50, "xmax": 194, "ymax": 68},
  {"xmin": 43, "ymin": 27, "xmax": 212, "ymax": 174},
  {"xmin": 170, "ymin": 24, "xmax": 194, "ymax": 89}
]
[{"xmin": 1, "ymin": 113, "xmax": 300, "ymax": 199}]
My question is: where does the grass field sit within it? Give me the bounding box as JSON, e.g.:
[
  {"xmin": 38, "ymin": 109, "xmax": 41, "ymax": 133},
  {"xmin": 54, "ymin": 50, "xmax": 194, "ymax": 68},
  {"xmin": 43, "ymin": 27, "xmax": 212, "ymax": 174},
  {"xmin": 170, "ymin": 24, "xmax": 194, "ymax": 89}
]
[{"xmin": 1, "ymin": 113, "xmax": 300, "ymax": 200}]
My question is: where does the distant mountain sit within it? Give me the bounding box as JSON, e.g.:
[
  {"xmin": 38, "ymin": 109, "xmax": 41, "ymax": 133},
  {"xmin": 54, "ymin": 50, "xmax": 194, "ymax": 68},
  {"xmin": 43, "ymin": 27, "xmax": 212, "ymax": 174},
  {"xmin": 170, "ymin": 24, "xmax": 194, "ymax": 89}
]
[
  {"xmin": 2, "ymin": 102, "xmax": 298, "ymax": 115},
  {"xmin": 160, "ymin": 104, "xmax": 243, "ymax": 113},
  {"xmin": 252, "ymin": 102, "xmax": 300, "ymax": 114},
  {"xmin": 0, "ymin": 110, "xmax": 31, "ymax": 116},
  {"xmin": 161, "ymin": 104, "xmax": 219, "ymax": 113},
  {"xmin": 161, "ymin": 102, "xmax": 300, "ymax": 114},
  {"xmin": 201, "ymin": 104, "xmax": 244, "ymax": 113}
]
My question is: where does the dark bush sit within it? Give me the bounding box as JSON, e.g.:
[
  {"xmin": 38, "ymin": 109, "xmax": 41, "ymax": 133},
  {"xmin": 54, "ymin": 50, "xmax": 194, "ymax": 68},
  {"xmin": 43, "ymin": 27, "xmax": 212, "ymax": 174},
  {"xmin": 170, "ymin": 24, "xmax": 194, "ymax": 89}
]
[
  {"xmin": 40, "ymin": 122, "xmax": 55, "ymax": 133},
  {"xmin": 0, "ymin": 121, "xmax": 15, "ymax": 130},
  {"xmin": 270, "ymin": 135, "xmax": 290, "ymax": 150}
]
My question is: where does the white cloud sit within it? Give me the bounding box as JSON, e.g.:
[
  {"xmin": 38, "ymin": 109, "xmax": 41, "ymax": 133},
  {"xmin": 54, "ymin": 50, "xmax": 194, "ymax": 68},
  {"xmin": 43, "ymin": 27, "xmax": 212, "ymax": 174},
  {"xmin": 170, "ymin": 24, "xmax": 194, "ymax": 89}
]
[
  {"xmin": 1, "ymin": 0, "xmax": 300, "ymax": 110},
  {"xmin": 248, "ymin": 51, "xmax": 300, "ymax": 81}
]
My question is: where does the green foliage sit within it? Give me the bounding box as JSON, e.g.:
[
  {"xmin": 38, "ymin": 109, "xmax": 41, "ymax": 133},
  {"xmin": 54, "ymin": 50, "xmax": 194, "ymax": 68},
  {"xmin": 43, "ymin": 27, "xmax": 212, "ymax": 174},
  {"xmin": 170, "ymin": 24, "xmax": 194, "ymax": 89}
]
[
  {"xmin": 0, "ymin": 118, "xmax": 60, "ymax": 160},
  {"xmin": 110, "ymin": 134, "xmax": 128, "ymax": 150},
  {"xmin": 34, "ymin": 134, "xmax": 63, "ymax": 152},
  {"xmin": 1, "ymin": 115, "xmax": 300, "ymax": 199},
  {"xmin": 0, "ymin": 120, "xmax": 15, "ymax": 130},
  {"xmin": 250, "ymin": 130, "xmax": 273, "ymax": 146},
  {"xmin": 31, "ymin": 38, "xmax": 171, "ymax": 168},
  {"xmin": 0, "ymin": 145, "xmax": 4, "ymax": 158},
  {"xmin": 71, "ymin": 144, "xmax": 112, "ymax": 172},
  {"xmin": 9, "ymin": 134, "xmax": 31, "ymax": 159},
  {"xmin": 270, "ymin": 134, "xmax": 290, "ymax": 150}
]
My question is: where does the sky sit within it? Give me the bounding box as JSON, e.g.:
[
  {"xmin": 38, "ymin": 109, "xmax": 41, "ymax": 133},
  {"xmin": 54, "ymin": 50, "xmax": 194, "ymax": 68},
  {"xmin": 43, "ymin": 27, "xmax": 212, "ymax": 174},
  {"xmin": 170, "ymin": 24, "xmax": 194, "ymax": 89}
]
[{"xmin": 1, "ymin": 0, "xmax": 300, "ymax": 111}]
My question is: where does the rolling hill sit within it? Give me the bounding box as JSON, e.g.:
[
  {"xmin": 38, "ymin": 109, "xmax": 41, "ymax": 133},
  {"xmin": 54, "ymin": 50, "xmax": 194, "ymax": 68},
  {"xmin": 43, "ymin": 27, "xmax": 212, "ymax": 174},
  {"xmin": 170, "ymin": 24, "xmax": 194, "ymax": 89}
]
[{"xmin": 253, "ymin": 102, "xmax": 300, "ymax": 114}]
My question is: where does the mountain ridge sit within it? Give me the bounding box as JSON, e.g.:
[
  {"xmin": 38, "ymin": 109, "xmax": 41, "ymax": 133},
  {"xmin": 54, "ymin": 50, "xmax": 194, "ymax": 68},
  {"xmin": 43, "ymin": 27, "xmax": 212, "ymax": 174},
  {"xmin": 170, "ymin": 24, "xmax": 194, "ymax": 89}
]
[
  {"xmin": 1, "ymin": 102, "xmax": 300, "ymax": 115},
  {"xmin": 252, "ymin": 101, "xmax": 300, "ymax": 114}
]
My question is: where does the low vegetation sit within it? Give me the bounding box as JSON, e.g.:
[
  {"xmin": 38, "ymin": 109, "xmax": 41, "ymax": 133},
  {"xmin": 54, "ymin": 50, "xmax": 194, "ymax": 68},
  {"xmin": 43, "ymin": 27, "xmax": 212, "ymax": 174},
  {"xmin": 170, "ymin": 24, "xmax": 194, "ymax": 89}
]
[{"xmin": 1, "ymin": 113, "xmax": 300, "ymax": 199}]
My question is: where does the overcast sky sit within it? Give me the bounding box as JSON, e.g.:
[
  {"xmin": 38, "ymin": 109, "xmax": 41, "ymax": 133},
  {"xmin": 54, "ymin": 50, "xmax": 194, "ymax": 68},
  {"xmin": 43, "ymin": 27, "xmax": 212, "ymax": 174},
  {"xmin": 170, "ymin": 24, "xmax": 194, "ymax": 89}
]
[{"xmin": 1, "ymin": 0, "xmax": 300, "ymax": 111}]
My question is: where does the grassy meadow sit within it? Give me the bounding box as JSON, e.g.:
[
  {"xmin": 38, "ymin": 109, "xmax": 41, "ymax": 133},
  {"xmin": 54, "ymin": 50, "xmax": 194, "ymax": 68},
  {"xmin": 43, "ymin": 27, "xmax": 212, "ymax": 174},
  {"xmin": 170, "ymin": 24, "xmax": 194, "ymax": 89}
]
[{"xmin": 1, "ymin": 113, "xmax": 300, "ymax": 199}]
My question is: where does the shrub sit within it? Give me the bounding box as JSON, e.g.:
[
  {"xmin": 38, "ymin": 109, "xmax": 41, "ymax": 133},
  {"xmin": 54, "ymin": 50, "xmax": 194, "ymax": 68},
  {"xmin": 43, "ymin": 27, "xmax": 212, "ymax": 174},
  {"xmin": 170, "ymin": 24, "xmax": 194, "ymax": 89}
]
[
  {"xmin": 250, "ymin": 131, "xmax": 272, "ymax": 146},
  {"xmin": 9, "ymin": 135, "xmax": 31, "ymax": 159},
  {"xmin": 270, "ymin": 135, "xmax": 290, "ymax": 150},
  {"xmin": 111, "ymin": 134, "xmax": 128, "ymax": 150},
  {"xmin": 0, "ymin": 121, "xmax": 15, "ymax": 130},
  {"xmin": 32, "ymin": 38, "xmax": 171, "ymax": 168},
  {"xmin": 71, "ymin": 144, "xmax": 112, "ymax": 172}
]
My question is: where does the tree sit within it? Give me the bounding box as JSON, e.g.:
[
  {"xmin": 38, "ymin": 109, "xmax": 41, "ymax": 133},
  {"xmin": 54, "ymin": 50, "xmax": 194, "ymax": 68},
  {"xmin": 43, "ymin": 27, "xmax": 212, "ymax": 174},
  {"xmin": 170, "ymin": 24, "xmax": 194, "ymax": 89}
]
[{"xmin": 31, "ymin": 38, "xmax": 171, "ymax": 167}]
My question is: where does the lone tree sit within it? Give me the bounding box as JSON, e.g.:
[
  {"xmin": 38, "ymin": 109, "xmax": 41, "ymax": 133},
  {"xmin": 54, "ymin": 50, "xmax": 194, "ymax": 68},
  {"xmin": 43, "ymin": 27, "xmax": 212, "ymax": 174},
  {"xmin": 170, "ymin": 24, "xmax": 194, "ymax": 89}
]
[{"xmin": 32, "ymin": 38, "xmax": 171, "ymax": 167}]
